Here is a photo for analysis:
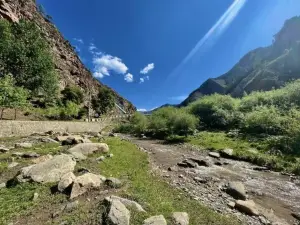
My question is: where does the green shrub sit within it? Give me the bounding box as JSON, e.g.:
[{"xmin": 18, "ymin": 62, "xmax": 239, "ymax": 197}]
[
  {"xmin": 189, "ymin": 94, "xmax": 240, "ymax": 129},
  {"xmin": 242, "ymin": 106, "xmax": 286, "ymax": 135},
  {"xmin": 60, "ymin": 101, "xmax": 80, "ymax": 120},
  {"xmin": 92, "ymin": 87, "xmax": 115, "ymax": 115},
  {"xmin": 130, "ymin": 112, "xmax": 148, "ymax": 135},
  {"xmin": 61, "ymin": 86, "xmax": 84, "ymax": 105}
]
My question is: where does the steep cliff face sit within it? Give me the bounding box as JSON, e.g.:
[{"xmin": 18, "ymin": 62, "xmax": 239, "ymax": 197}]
[
  {"xmin": 181, "ymin": 16, "xmax": 300, "ymax": 106},
  {"xmin": 0, "ymin": 0, "xmax": 135, "ymax": 113}
]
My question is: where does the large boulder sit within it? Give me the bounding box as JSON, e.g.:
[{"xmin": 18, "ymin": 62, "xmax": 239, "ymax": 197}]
[
  {"xmin": 104, "ymin": 199, "xmax": 130, "ymax": 225},
  {"xmin": 70, "ymin": 173, "xmax": 106, "ymax": 199},
  {"xmin": 16, "ymin": 154, "xmax": 76, "ymax": 183},
  {"xmin": 143, "ymin": 215, "xmax": 167, "ymax": 225},
  {"xmin": 225, "ymin": 181, "xmax": 247, "ymax": 200},
  {"xmin": 172, "ymin": 212, "xmax": 189, "ymax": 225},
  {"xmin": 67, "ymin": 143, "xmax": 109, "ymax": 160},
  {"xmin": 235, "ymin": 200, "xmax": 259, "ymax": 216},
  {"xmin": 105, "ymin": 196, "xmax": 146, "ymax": 212}
]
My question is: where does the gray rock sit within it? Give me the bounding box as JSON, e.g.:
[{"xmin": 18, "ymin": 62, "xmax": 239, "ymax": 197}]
[
  {"xmin": 0, "ymin": 145, "xmax": 9, "ymax": 153},
  {"xmin": 168, "ymin": 166, "xmax": 178, "ymax": 172},
  {"xmin": 291, "ymin": 212, "xmax": 300, "ymax": 221},
  {"xmin": 221, "ymin": 149, "xmax": 234, "ymax": 158},
  {"xmin": 105, "ymin": 196, "xmax": 146, "ymax": 212},
  {"xmin": 171, "ymin": 212, "xmax": 189, "ymax": 225},
  {"xmin": 31, "ymin": 155, "xmax": 53, "ymax": 164},
  {"xmin": 96, "ymin": 156, "xmax": 105, "ymax": 161},
  {"xmin": 32, "ymin": 192, "xmax": 39, "ymax": 201},
  {"xmin": 58, "ymin": 172, "xmax": 76, "ymax": 192},
  {"xmin": 143, "ymin": 215, "xmax": 167, "ymax": 225},
  {"xmin": 208, "ymin": 152, "xmax": 220, "ymax": 159},
  {"xmin": 227, "ymin": 201, "xmax": 235, "ymax": 208},
  {"xmin": 17, "ymin": 154, "xmax": 76, "ymax": 183},
  {"xmin": 105, "ymin": 199, "xmax": 130, "ymax": 225},
  {"xmin": 68, "ymin": 143, "xmax": 109, "ymax": 160},
  {"xmin": 177, "ymin": 159, "xmax": 198, "ymax": 168},
  {"xmin": 108, "ymin": 153, "xmax": 114, "ymax": 158},
  {"xmin": 235, "ymin": 200, "xmax": 259, "ymax": 216},
  {"xmin": 225, "ymin": 181, "xmax": 247, "ymax": 200},
  {"xmin": 63, "ymin": 201, "xmax": 79, "ymax": 212},
  {"xmin": 40, "ymin": 137, "xmax": 58, "ymax": 143},
  {"xmin": 105, "ymin": 177, "xmax": 123, "ymax": 188},
  {"xmin": 189, "ymin": 157, "xmax": 212, "ymax": 167},
  {"xmin": 0, "ymin": 182, "xmax": 6, "ymax": 188},
  {"xmin": 8, "ymin": 162, "xmax": 19, "ymax": 168},
  {"xmin": 15, "ymin": 143, "xmax": 33, "ymax": 149},
  {"xmin": 70, "ymin": 173, "xmax": 106, "ymax": 199},
  {"xmin": 62, "ymin": 138, "xmax": 74, "ymax": 146},
  {"xmin": 55, "ymin": 135, "xmax": 82, "ymax": 142}
]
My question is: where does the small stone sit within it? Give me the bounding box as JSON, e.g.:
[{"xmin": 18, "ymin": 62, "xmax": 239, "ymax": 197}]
[
  {"xmin": 143, "ymin": 215, "xmax": 167, "ymax": 225},
  {"xmin": 221, "ymin": 149, "xmax": 234, "ymax": 158},
  {"xmin": 235, "ymin": 200, "xmax": 259, "ymax": 216},
  {"xmin": 227, "ymin": 201, "xmax": 235, "ymax": 208},
  {"xmin": 64, "ymin": 201, "xmax": 79, "ymax": 212},
  {"xmin": 179, "ymin": 174, "xmax": 184, "ymax": 178},
  {"xmin": 96, "ymin": 156, "xmax": 105, "ymax": 161},
  {"xmin": 8, "ymin": 162, "xmax": 19, "ymax": 168},
  {"xmin": 0, "ymin": 146, "xmax": 9, "ymax": 153},
  {"xmin": 105, "ymin": 196, "xmax": 146, "ymax": 212},
  {"xmin": 208, "ymin": 152, "xmax": 220, "ymax": 159},
  {"xmin": 108, "ymin": 153, "xmax": 114, "ymax": 158},
  {"xmin": 171, "ymin": 212, "xmax": 189, "ymax": 225},
  {"xmin": 225, "ymin": 181, "xmax": 247, "ymax": 200},
  {"xmin": 105, "ymin": 177, "xmax": 123, "ymax": 188},
  {"xmin": 15, "ymin": 143, "xmax": 33, "ymax": 149},
  {"xmin": 0, "ymin": 182, "xmax": 6, "ymax": 188},
  {"xmin": 32, "ymin": 192, "xmax": 39, "ymax": 201}
]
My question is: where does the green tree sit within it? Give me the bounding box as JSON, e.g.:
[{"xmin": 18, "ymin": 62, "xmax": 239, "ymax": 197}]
[
  {"xmin": 61, "ymin": 85, "xmax": 84, "ymax": 105},
  {"xmin": 0, "ymin": 75, "xmax": 29, "ymax": 120},
  {"xmin": 92, "ymin": 87, "xmax": 115, "ymax": 115},
  {"xmin": 0, "ymin": 20, "xmax": 58, "ymax": 101}
]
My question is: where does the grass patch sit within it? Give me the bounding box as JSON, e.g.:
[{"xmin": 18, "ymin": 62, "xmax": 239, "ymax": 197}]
[
  {"xmin": 88, "ymin": 137, "xmax": 239, "ymax": 225},
  {"xmin": 0, "ymin": 183, "xmax": 66, "ymax": 224},
  {"xmin": 188, "ymin": 131, "xmax": 300, "ymax": 174}
]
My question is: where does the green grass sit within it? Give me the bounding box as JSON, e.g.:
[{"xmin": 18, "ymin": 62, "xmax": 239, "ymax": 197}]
[
  {"xmin": 188, "ymin": 131, "xmax": 300, "ymax": 175},
  {"xmin": 86, "ymin": 137, "xmax": 240, "ymax": 225}
]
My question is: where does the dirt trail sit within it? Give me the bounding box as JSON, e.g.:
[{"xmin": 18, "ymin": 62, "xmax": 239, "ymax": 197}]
[{"xmin": 123, "ymin": 135, "xmax": 300, "ymax": 225}]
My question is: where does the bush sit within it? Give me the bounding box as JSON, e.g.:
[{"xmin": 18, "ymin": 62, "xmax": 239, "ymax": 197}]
[
  {"xmin": 61, "ymin": 86, "xmax": 84, "ymax": 105},
  {"xmin": 130, "ymin": 112, "xmax": 148, "ymax": 135},
  {"xmin": 189, "ymin": 94, "xmax": 240, "ymax": 129},
  {"xmin": 0, "ymin": 20, "xmax": 58, "ymax": 100},
  {"xmin": 60, "ymin": 101, "xmax": 80, "ymax": 120},
  {"xmin": 242, "ymin": 106, "xmax": 286, "ymax": 135},
  {"xmin": 92, "ymin": 87, "xmax": 115, "ymax": 115}
]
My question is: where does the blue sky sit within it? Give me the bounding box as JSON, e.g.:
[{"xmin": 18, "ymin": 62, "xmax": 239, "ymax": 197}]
[{"xmin": 37, "ymin": 0, "xmax": 300, "ymax": 111}]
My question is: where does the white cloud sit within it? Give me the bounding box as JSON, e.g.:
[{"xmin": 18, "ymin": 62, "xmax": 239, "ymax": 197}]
[
  {"xmin": 137, "ymin": 109, "xmax": 147, "ymax": 112},
  {"xmin": 124, "ymin": 73, "xmax": 134, "ymax": 83},
  {"xmin": 140, "ymin": 63, "xmax": 155, "ymax": 74},
  {"xmin": 139, "ymin": 78, "xmax": 145, "ymax": 83},
  {"xmin": 92, "ymin": 53, "xmax": 129, "ymax": 79},
  {"xmin": 73, "ymin": 38, "xmax": 84, "ymax": 44},
  {"xmin": 89, "ymin": 43, "xmax": 97, "ymax": 53}
]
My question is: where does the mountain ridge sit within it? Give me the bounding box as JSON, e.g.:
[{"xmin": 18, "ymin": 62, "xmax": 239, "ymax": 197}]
[{"xmin": 180, "ymin": 16, "xmax": 300, "ymax": 106}]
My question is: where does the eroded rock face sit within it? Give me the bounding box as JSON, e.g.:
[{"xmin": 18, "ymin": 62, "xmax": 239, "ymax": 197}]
[
  {"xmin": 104, "ymin": 199, "xmax": 130, "ymax": 225},
  {"xmin": 143, "ymin": 215, "xmax": 167, "ymax": 225},
  {"xmin": 67, "ymin": 143, "xmax": 109, "ymax": 160},
  {"xmin": 0, "ymin": 0, "xmax": 19, "ymax": 22},
  {"xmin": 17, "ymin": 154, "xmax": 76, "ymax": 183}
]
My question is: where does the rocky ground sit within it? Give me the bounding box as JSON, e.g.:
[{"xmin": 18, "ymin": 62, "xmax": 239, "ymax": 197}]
[
  {"xmin": 0, "ymin": 132, "xmax": 299, "ymax": 225},
  {"xmin": 121, "ymin": 135, "xmax": 300, "ymax": 225}
]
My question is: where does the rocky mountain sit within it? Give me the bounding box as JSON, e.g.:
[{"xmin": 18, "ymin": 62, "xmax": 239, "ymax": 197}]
[
  {"xmin": 0, "ymin": 0, "xmax": 135, "ymax": 113},
  {"xmin": 181, "ymin": 16, "xmax": 300, "ymax": 106}
]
